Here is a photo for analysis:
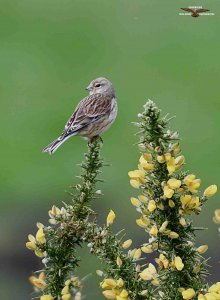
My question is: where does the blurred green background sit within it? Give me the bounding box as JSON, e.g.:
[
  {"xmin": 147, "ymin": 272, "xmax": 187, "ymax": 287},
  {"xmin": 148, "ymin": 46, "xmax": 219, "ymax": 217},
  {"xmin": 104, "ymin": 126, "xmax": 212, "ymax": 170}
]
[{"xmin": 0, "ymin": 0, "xmax": 220, "ymax": 299}]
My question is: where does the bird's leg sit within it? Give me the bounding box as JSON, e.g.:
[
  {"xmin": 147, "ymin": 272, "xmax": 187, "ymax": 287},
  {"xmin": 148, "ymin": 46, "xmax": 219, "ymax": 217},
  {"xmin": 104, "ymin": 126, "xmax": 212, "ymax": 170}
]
[{"xmin": 88, "ymin": 136, "xmax": 103, "ymax": 146}]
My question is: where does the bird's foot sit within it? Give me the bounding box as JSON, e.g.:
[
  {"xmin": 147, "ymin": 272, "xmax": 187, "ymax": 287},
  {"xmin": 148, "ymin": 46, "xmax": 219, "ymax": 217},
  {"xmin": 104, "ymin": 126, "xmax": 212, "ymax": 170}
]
[{"xmin": 88, "ymin": 136, "xmax": 103, "ymax": 147}]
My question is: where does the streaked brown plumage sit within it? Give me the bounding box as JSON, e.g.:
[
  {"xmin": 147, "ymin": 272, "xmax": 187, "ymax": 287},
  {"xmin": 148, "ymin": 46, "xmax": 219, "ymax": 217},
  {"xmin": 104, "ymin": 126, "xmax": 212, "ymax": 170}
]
[
  {"xmin": 181, "ymin": 8, "xmax": 210, "ymax": 17},
  {"xmin": 43, "ymin": 77, "xmax": 117, "ymax": 154}
]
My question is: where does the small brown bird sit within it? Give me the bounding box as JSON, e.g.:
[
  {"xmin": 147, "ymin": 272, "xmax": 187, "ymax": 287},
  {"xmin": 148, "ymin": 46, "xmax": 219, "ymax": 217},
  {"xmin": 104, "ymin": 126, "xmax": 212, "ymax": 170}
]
[
  {"xmin": 181, "ymin": 7, "xmax": 210, "ymax": 17},
  {"xmin": 43, "ymin": 77, "xmax": 117, "ymax": 154}
]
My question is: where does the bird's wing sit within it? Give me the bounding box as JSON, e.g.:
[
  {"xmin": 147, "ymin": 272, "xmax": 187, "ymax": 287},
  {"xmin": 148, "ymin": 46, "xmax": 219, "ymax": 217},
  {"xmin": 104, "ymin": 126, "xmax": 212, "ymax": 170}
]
[
  {"xmin": 196, "ymin": 9, "xmax": 210, "ymax": 13},
  {"xmin": 181, "ymin": 8, "xmax": 194, "ymax": 13},
  {"xmin": 63, "ymin": 93, "xmax": 113, "ymax": 136}
]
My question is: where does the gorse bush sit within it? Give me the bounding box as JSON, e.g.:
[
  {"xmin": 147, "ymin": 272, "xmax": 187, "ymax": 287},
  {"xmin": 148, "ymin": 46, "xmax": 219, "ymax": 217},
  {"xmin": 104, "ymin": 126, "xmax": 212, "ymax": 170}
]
[{"xmin": 26, "ymin": 100, "xmax": 219, "ymax": 300}]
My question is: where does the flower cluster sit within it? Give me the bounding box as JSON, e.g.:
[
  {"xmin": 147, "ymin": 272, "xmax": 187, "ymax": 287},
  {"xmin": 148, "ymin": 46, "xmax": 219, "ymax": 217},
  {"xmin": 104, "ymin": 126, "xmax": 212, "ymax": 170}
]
[
  {"xmin": 85, "ymin": 210, "xmax": 154, "ymax": 300},
  {"xmin": 26, "ymin": 138, "xmax": 104, "ymax": 299},
  {"xmin": 100, "ymin": 278, "xmax": 130, "ymax": 300},
  {"xmin": 26, "ymin": 223, "xmax": 46, "ymax": 257},
  {"xmin": 27, "ymin": 101, "xmax": 219, "ymax": 300},
  {"xmin": 129, "ymin": 100, "xmax": 218, "ymax": 300},
  {"xmin": 27, "ymin": 137, "xmax": 153, "ymax": 300}
]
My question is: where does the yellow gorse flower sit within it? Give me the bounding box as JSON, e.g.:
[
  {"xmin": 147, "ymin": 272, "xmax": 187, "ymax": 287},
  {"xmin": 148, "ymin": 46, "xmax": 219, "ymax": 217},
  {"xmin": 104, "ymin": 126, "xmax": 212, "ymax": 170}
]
[
  {"xmin": 139, "ymin": 263, "xmax": 157, "ymax": 281},
  {"xmin": 169, "ymin": 231, "xmax": 179, "ymax": 239},
  {"xmin": 197, "ymin": 245, "xmax": 208, "ymax": 254},
  {"xmin": 130, "ymin": 197, "xmax": 141, "ymax": 207},
  {"xmin": 203, "ymin": 185, "xmax": 217, "ymax": 197},
  {"xmin": 180, "ymin": 195, "xmax": 201, "ymax": 214},
  {"xmin": 159, "ymin": 221, "xmax": 169, "ymax": 233},
  {"xmin": 213, "ymin": 209, "xmax": 220, "ymax": 223},
  {"xmin": 139, "ymin": 154, "xmax": 154, "ymax": 172},
  {"xmin": 163, "ymin": 185, "xmax": 174, "ymax": 199},
  {"xmin": 173, "ymin": 256, "xmax": 184, "ymax": 271},
  {"xmin": 122, "ymin": 239, "xmax": 132, "ymax": 249},
  {"xmin": 40, "ymin": 296, "xmax": 54, "ymax": 300},
  {"xmin": 116, "ymin": 256, "xmax": 122, "ymax": 267},
  {"xmin": 184, "ymin": 174, "xmax": 201, "ymax": 193},
  {"xmin": 36, "ymin": 227, "xmax": 46, "ymax": 244},
  {"xmin": 167, "ymin": 178, "xmax": 182, "ymax": 190},
  {"xmin": 181, "ymin": 288, "xmax": 196, "ymax": 299},
  {"xmin": 149, "ymin": 225, "xmax": 158, "ymax": 236},
  {"xmin": 128, "ymin": 170, "xmax": 145, "ymax": 188},
  {"xmin": 62, "ymin": 294, "xmax": 71, "ymax": 300},
  {"xmin": 136, "ymin": 216, "xmax": 150, "ymax": 229},
  {"xmin": 157, "ymin": 152, "xmax": 185, "ymax": 175},
  {"xmin": 129, "ymin": 248, "xmax": 142, "ymax": 260},
  {"xmin": 155, "ymin": 254, "xmax": 169, "ymax": 269},
  {"xmin": 101, "ymin": 278, "xmax": 130, "ymax": 300},
  {"xmin": 147, "ymin": 200, "xmax": 157, "ymax": 212},
  {"xmin": 141, "ymin": 244, "xmax": 153, "ymax": 253},
  {"xmin": 29, "ymin": 272, "xmax": 46, "ymax": 289},
  {"xmin": 26, "ymin": 225, "xmax": 46, "ymax": 257},
  {"xmin": 107, "ymin": 210, "xmax": 116, "ymax": 226}
]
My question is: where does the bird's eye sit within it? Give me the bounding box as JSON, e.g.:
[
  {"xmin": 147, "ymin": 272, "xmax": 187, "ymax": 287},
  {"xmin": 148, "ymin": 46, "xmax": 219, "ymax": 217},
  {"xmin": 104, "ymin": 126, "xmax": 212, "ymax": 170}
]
[{"xmin": 95, "ymin": 84, "xmax": 101, "ymax": 88}]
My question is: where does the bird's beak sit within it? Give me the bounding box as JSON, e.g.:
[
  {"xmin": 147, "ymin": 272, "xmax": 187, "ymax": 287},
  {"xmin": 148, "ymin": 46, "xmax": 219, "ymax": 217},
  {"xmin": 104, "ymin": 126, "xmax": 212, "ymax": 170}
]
[{"xmin": 85, "ymin": 85, "xmax": 92, "ymax": 91}]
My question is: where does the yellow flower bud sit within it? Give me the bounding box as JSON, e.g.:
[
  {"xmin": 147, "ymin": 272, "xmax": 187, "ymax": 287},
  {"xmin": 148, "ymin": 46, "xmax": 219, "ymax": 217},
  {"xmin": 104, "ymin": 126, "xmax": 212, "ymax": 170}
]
[
  {"xmin": 149, "ymin": 225, "xmax": 158, "ymax": 236},
  {"xmin": 179, "ymin": 217, "xmax": 186, "ymax": 226},
  {"xmin": 120, "ymin": 289, "xmax": 128, "ymax": 297},
  {"xmin": 197, "ymin": 245, "xmax": 208, "ymax": 254},
  {"xmin": 106, "ymin": 210, "xmax": 116, "ymax": 226},
  {"xmin": 139, "ymin": 263, "xmax": 157, "ymax": 280},
  {"xmin": 169, "ymin": 231, "xmax": 179, "ymax": 239},
  {"xmin": 136, "ymin": 217, "xmax": 150, "ymax": 228},
  {"xmin": 174, "ymin": 256, "xmax": 184, "ymax": 271},
  {"xmin": 138, "ymin": 195, "xmax": 148, "ymax": 202},
  {"xmin": 101, "ymin": 278, "xmax": 117, "ymax": 289},
  {"xmin": 102, "ymin": 290, "xmax": 116, "ymax": 299},
  {"xmin": 61, "ymin": 285, "xmax": 69, "ymax": 295},
  {"xmin": 36, "ymin": 228, "xmax": 46, "ymax": 244},
  {"xmin": 213, "ymin": 209, "xmax": 220, "ymax": 223},
  {"xmin": 167, "ymin": 178, "xmax": 182, "ymax": 189},
  {"xmin": 148, "ymin": 200, "xmax": 157, "ymax": 212},
  {"xmin": 130, "ymin": 179, "xmax": 141, "ymax": 188},
  {"xmin": 132, "ymin": 248, "xmax": 142, "ymax": 259},
  {"xmin": 182, "ymin": 288, "xmax": 196, "ymax": 299},
  {"xmin": 40, "ymin": 296, "xmax": 54, "ymax": 300},
  {"xmin": 159, "ymin": 221, "xmax": 169, "ymax": 233},
  {"xmin": 163, "ymin": 186, "xmax": 174, "ymax": 198},
  {"xmin": 157, "ymin": 155, "xmax": 165, "ymax": 163},
  {"xmin": 141, "ymin": 245, "xmax": 153, "ymax": 253},
  {"xmin": 122, "ymin": 239, "xmax": 132, "ymax": 249},
  {"xmin": 116, "ymin": 256, "xmax": 122, "ymax": 267},
  {"xmin": 130, "ymin": 197, "xmax": 141, "ymax": 207},
  {"xmin": 168, "ymin": 200, "xmax": 175, "ymax": 208},
  {"xmin": 167, "ymin": 157, "xmax": 176, "ymax": 174},
  {"xmin": 96, "ymin": 270, "xmax": 104, "ymax": 277},
  {"xmin": 34, "ymin": 250, "xmax": 44, "ymax": 257},
  {"xmin": 204, "ymin": 185, "xmax": 217, "ymax": 197},
  {"xmin": 62, "ymin": 294, "xmax": 71, "ymax": 300},
  {"xmin": 116, "ymin": 278, "xmax": 124, "ymax": 287},
  {"xmin": 26, "ymin": 242, "xmax": 37, "ymax": 250}
]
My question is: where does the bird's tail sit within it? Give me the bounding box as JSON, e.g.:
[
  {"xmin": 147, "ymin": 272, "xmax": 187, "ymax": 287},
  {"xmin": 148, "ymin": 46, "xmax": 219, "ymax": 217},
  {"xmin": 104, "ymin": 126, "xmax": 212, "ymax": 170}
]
[{"xmin": 43, "ymin": 135, "xmax": 71, "ymax": 155}]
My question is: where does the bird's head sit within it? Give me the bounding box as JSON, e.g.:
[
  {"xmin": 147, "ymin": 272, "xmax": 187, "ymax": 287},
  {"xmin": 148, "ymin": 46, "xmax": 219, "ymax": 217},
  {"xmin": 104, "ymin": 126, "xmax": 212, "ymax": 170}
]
[{"xmin": 86, "ymin": 77, "xmax": 114, "ymax": 95}]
